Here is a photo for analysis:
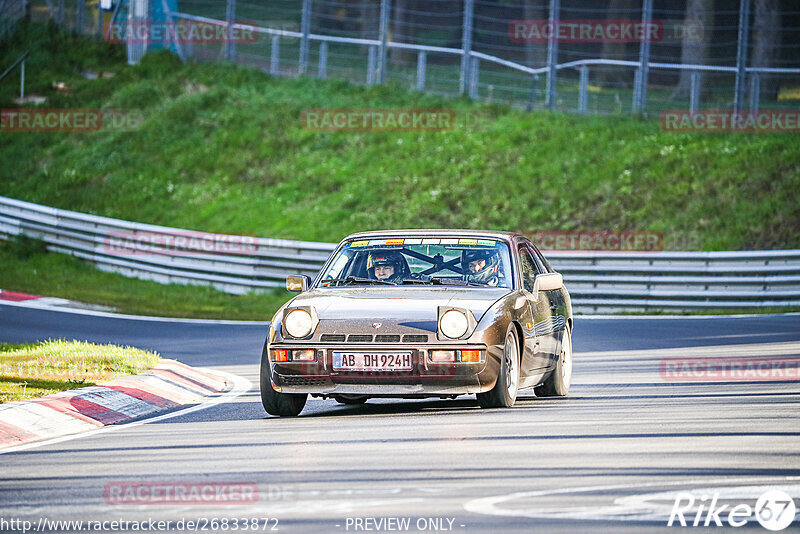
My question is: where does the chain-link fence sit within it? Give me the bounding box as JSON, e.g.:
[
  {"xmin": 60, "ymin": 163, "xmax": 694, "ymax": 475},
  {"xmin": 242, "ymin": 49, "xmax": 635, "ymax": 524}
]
[{"xmin": 17, "ymin": 0, "xmax": 800, "ymax": 116}]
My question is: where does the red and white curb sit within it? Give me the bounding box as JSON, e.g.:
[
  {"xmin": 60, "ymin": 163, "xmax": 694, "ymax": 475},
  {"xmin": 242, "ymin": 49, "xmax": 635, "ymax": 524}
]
[{"xmin": 0, "ymin": 359, "xmax": 231, "ymax": 450}]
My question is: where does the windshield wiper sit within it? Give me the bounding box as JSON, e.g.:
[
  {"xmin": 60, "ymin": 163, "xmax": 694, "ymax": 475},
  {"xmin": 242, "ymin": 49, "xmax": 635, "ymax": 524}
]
[
  {"xmin": 325, "ymin": 276, "xmax": 394, "ymax": 286},
  {"xmin": 399, "ymin": 277, "xmax": 479, "ymax": 286}
]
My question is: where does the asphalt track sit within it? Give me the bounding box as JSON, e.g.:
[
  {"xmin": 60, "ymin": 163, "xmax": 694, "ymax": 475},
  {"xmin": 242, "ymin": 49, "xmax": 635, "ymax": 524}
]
[{"xmin": 1, "ymin": 302, "xmax": 799, "ymax": 533}]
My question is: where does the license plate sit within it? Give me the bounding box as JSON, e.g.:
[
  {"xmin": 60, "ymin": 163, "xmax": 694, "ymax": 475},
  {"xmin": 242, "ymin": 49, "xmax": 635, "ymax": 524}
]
[{"xmin": 333, "ymin": 352, "xmax": 413, "ymax": 371}]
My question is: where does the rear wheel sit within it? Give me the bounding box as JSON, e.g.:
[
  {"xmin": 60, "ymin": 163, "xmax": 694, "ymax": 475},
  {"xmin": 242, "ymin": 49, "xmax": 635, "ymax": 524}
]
[
  {"xmin": 477, "ymin": 325, "xmax": 520, "ymax": 408},
  {"xmin": 259, "ymin": 350, "xmax": 307, "ymax": 416},
  {"xmin": 534, "ymin": 324, "xmax": 572, "ymax": 397},
  {"xmin": 334, "ymin": 395, "xmax": 368, "ymax": 405}
]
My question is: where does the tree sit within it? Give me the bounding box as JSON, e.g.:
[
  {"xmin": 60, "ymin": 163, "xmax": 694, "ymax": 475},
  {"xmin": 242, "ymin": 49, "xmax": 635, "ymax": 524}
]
[
  {"xmin": 672, "ymin": 0, "xmax": 714, "ymax": 100},
  {"xmin": 522, "ymin": 0, "xmax": 546, "ymax": 67},
  {"xmin": 750, "ymin": 0, "xmax": 781, "ymax": 101}
]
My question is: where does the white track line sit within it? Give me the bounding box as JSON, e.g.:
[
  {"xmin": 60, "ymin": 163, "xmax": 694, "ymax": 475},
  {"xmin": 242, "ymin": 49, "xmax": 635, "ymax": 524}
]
[
  {"xmin": 0, "ymin": 299, "xmax": 267, "ymax": 325},
  {"xmin": 0, "ymin": 369, "xmax": 252, "ymax": 455}
]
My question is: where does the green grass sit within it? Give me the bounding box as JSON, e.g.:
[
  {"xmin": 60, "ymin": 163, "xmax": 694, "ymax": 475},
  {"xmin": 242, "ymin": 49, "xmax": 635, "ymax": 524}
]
[
  {"xmin": 0, "ymin": 22, "xmax": 798, "ymax": 318},
  {"xmin": 2, "ymin": 22, "xmax": 798, "ymax": 251},
  {"xmin": 0, "ymin": 340, "xmax": 160, "ymax": 403},
  {"xmin": 0, "ymin": 238, "xmax": 291, "ymax": 320}
]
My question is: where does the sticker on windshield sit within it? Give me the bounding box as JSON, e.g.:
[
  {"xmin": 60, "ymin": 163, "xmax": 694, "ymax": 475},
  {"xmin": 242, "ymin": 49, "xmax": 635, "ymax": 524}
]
[
  {"xmin": 459, "ymin": 239, "xmax": 478, "ymax": 245},
  {"xmin": 386, "ymin": 238, "xmax": 405, "ymax": 245},
  {"xmin": 477, "ymin": 239, "xmax": 496, "ymax": 246},
  {"xmin": 350, "ymin": 240, "xmax": 369, "ymax": 247}
]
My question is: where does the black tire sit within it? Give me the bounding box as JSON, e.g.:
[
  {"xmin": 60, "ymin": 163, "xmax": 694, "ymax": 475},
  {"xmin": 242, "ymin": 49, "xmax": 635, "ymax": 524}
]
[
  {"xmin": 535, "ymin": 324, "xmax": 573, "ymax": 397},
  {"xmin": 477, "ymin": 325, "xmax": 521, "ymax": 408},
  {"xmin": 334, "ymin": 395, "xmax": 368, "ymax": 405},
  {"xmin": 259, "ymin": 350, "xmax": 307, "ymax": 417}
]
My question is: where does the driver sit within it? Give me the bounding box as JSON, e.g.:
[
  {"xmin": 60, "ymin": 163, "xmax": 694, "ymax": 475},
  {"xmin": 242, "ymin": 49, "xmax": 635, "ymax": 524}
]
[
  {"xmin": 462, "ymin": 249, "xmax": 503, "ymax": 286},
  {"xmin": 367, "ymin": 250, "xmax": 409, "ymax": 284}
]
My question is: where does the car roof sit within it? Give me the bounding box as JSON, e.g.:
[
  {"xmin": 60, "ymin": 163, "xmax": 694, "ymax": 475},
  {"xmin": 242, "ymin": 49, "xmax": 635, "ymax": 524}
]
[{"xmin": 343, "ymin": 229, "xmax": 523, "ymax": 242}]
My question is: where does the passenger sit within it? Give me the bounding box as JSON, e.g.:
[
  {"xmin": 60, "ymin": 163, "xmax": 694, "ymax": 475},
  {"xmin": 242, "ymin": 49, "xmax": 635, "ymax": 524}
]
[{"xmin": 462, "ymin": 249, "xmax": 503, "ymax": 286}]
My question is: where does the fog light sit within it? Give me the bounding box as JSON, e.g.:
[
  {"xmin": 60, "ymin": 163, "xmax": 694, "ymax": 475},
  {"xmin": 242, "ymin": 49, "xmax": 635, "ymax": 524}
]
[
  {"xmin": 273, "ymin": 349, "xmax": 288, "ymax": 362},
  {"xmin": 459, "ymin": 350, "xmax": 480, "ymax": 363},
  {"xmin": 292, "ymin": 349, "xmax": 316, "ymax": 361},
  {"xmin": 429, "ymin": 350, "xmax": 455, "ymax": 362}
]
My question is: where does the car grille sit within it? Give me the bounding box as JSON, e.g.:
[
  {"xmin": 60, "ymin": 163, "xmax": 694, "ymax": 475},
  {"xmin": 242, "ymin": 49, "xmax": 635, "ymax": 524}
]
[
  {"xmin": 319, "ymin": 334, "xmax": 428, "ymax": 343},
  {"xmin": 281, "ymin": 376, "xmax": 328, "ymax": 386},
  {"xmin": 347, "ymin": 334, "xmax": 373, "ymax": 342},
  {"xmin": 320, "ymin": 333, "xmax": 430, "ymax": 343}
]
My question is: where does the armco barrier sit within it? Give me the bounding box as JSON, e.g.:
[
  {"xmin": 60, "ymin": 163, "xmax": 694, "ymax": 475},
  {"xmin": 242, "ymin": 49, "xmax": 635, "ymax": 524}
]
[{"xmin": 1, "ymin": 196, "xmax": 799, "ymax": 314}]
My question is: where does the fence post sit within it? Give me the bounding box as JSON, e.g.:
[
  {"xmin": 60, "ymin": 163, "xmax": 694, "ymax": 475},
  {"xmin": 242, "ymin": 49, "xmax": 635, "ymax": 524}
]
[
  {"xmin": 318, "ymin": 41, "xmax": 328, "ymax": 78},
  {"xmin": 20, "ymin": 59, "xmax": 25, "ymax": 100},
  {"xmin": 226, "ymin": 0, "xmax": 236, "ymax": 62},
  {"xmin": 469, "ymin": 57, "xmax": 479, "ymax": 99},
  {"xmin": 689, "ymin": 70, "xmax": 700, "ymax": 113},
  {"xmin": 97, "ymin": 0, "xmax": 103, "ymax": 38},
  {"xmin": 526, "ymin": 74, "xmax": 539, "ymax": 112},
  {"xmin": 578, "ymin": 65, "xmax": 588, "ymax": 113},
  {"xmin": 367, "ymin": 45, "xmax": 376, "ymax": 85},
  {"xmin": 749, "ymin": 72, "xmax": 760, "ymax": 114},
  {"xmin": 270, "ymin": 35, "xmax": 280, "ymax": 76},
  {"xmin": 633, "ymin": 0, "xmax": 653, "ymax": 114},
  {"xmin": 734, "ymin": 0, "xmax": 751, "ymax": 113},
  {"xmin": 76, "ymin": 0, "xmax": 84, "ymax": 34},
  {"xmin": 377, "ymin": 0, "xmax": 389, "ymax": 84},
  {"xmin": 416, "ymin": 50, "xmax": 426, "ymax": 91},
  {"xmin": 459, "ymin": 0, "xmax": 474, "ymax": 95},
  {"xmin": 545, "ymin": 0, "xmax": 559, "ymax": 109},
  {"xmin": 299, "ymin": 0, "xmax": 311, "ymax": 75}
]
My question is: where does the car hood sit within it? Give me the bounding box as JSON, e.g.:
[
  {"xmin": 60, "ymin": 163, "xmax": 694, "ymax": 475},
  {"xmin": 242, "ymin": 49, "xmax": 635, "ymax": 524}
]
[{"xmin": 289, "ymin": 287, "xmax": 510, "ymax": 323}]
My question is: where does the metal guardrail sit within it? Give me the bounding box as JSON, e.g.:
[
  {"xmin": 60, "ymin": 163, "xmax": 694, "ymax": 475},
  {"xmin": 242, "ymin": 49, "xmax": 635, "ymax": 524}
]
[{"xmin": 1, "ymin": 196, "xmax": 799, "ymax": 314}]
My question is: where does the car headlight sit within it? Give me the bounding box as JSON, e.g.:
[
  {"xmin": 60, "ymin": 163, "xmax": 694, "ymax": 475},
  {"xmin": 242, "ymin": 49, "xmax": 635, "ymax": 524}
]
[
  {"xmin": 284, "ymin": 309, "xmax": 313, "ymax": 338},
  {"xmin": 439, "ymin": 309, "xmax": 470, "ymax": 339}
]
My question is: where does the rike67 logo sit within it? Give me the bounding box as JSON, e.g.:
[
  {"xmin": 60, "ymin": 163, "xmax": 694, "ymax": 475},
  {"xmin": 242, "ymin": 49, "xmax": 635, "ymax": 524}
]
[{"xmin": 668, "ymin": 489, "xmax": 797, "ymax": 531}]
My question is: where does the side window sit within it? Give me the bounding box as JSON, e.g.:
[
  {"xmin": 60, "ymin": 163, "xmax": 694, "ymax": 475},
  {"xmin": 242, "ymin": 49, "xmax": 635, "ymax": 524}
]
[
  {"xmin": 527, "ymin": 245, "xmax": 547, "ymax": 274},
  {"xmin": 518, "ymin": 246, "xmax": 537, "ymax": 293},
  {"xmin": 530, "ymin": 242, "xmax": 554, "ymax": 273}
]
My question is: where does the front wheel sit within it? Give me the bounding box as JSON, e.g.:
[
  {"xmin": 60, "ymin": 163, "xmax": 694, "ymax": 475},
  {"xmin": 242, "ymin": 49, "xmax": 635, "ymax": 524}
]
[
  {"xmin": 477, "ymin": 325, "xmax": 520, "ymax": 408},
  {"xmin": 534, "ymin": 324, "xmax": 572, "ymax": 397},
  {"xmin": 259, "ymin": 351, "xmax": 307, "ymax": 417}
]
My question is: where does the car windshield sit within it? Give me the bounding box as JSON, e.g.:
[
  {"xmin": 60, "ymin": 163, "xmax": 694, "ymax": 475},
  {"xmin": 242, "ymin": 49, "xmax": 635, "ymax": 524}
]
[{"xmin": 318, "ymin": 237, "xmax": 513, "ymax": 289}]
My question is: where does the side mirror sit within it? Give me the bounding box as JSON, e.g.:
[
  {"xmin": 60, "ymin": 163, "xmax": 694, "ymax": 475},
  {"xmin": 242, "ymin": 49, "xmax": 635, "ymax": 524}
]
[
  {"xmin": 536, "ymin": 272, "xmax": 563, "ymax": 292},
  {"xmin": 286, "ymin": 275, "xmax": 311, "ymax": 292}
]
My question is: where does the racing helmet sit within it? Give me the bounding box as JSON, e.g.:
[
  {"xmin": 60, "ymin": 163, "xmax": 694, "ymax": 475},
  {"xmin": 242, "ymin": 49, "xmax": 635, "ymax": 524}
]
[
  {"xmin": 367, "ymin": 250, "xmax": 409, "ymax": 283},
  {"xmin": 462, "ymin": 248, "xmax": 501, "ymax": 286}
]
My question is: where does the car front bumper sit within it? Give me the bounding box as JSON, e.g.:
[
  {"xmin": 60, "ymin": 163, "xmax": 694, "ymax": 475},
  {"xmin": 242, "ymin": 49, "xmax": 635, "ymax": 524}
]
[{"xmin": 268, "ymin": 343, "xmax": 497, "ymax": 395}]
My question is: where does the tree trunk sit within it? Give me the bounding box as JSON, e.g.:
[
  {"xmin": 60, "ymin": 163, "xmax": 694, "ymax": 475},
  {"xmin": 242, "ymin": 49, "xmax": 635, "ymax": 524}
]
[
  {"xmin": 390, "ymin": 0, "xmax": 415, "ymax": 64},
  {"xmin": 597, "ymin": 0, "xmax": 634, "ymax": 85},
  {"xmin": 672, "ymin": 0, "xmax": 714, "ymax": 100},
  {"xmin": 750, "ymin": 0, "xmax": 781, "ymax": 101},
  {"xmin": 522, "ymin": 0, "xmax": 546, "ymax": 67},
  {"xmin": 362, "ymin": 0, "xmax": 379, "ymax": 41}
]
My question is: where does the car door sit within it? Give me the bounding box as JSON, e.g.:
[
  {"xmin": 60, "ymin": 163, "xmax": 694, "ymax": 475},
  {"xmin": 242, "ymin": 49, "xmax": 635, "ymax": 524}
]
[
  {"xmin": 517, "ymin": 243, "xmax": 553, "ymax": 374},
  {"xmin": 527, "ymin": 242, "xmax": 562, "ymax": 367}
]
